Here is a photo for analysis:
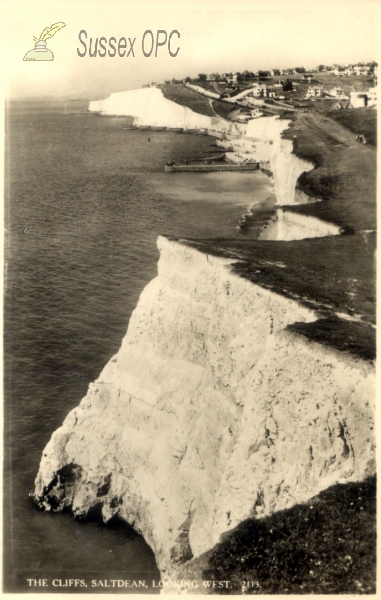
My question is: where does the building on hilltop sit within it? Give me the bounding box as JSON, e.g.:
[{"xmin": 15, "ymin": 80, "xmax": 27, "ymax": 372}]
[
  {"xmin": 353, "ymin": 65, "xmax": 371, "ymax": 76},
  {"xmin": 305, "ymin": 85, "xmax": 323, "ymax": 98},
  {"xmin": 329, "ymin": 87, "xmax": 349, "ymax": 99},
  {"xmin": 247, "ymin": 83, "xmax": 267, "ymax": 97},
  {"xmin": 366, "ymin": 85, "xmax": 377, "ymax": 107},
  {"xmin": 350, "ymin": 91, "xmax": 368, "ymax": 108}
]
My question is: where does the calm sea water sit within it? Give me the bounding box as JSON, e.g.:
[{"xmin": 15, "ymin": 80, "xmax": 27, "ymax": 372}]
[{"xmin": 3, "ymin": 99, "xmax": 272, "ymax": 593}]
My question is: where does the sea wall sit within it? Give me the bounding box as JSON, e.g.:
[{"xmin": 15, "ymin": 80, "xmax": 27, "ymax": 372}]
[
  {"xmin": 88, "ymin": 87, "xmax": 212, "ymax": 129},
  {"xmin": 33, "ymin": 236, "xmax": 375, "ymax": 578}
]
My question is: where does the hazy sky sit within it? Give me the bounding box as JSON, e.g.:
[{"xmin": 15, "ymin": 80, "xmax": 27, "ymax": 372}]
[{"xmin": 3, "ymin": 0, "xmax": 380, "ymax": 99}]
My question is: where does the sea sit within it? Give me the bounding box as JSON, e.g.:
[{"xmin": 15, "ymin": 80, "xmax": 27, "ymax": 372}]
[{"xmin": 3, "ymin": 98, "xmax": 273, "ymax": 593}]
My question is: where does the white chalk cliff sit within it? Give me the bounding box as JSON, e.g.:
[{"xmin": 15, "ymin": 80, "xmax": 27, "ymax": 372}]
[
  {"xmin": 34, "ymin": 236, "xmax": 375, "ymax": 578},
  {"xmin": 259, "ymin": 209, "xmax": 341, "ymax": 241},
  {"xmin": 89, "ymin": 87, "xmax": 211, "ymax": 129},
  {"xmin": 34, "ymin": 103, "xmax": 374, "ymax": 582},
  {"xmin": 243, "ymin": 117, "xmax": 315, "ymax": 206}
]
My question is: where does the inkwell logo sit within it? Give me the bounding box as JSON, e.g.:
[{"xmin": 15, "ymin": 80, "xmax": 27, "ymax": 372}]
[{"xmin": 23, "ymin": 22, "xmax": 66, "ymax": 61}]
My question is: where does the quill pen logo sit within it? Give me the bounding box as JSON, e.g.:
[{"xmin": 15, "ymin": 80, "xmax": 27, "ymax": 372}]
[{"xmin": 23, "ymin": 22, "xmax": 66, "ymax": 61}]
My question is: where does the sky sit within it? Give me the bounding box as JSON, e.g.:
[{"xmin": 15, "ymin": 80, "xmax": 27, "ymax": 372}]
[{"xmin": 2, "ymin": 0, "xmax": 380, "ymax": 99}]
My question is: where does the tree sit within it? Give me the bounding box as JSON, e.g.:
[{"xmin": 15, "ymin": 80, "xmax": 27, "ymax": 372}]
[
  {"xmin": 318, "ymin": 65, "xmax": 325, "ymax": 72},
  {"xmin": 198, "ymin": 73, "xmax": 207, "ymax": 81},
  {"xmin": 282, "ymin": 79, "xmax": 293, "ymax": 92},
  {"xmin": 185, "ymin": 77, "xmax": 191, "ymax": 83}
]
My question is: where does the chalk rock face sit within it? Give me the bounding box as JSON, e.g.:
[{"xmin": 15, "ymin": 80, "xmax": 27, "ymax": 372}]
[
  {"xmin": 271, "ymin": 138, "xmax": 314, "ymax": 206},
  {"xmin": 88, "ymin": 87, "xmax": 211, "ymax": 129},
  {"xmin": 245, "ymin": 115, "xmax": 288, "ymax": 141},
  {"xmin": 259, "ymin": 209, "xmax": 341, "ymax": 241},
  {"xmin": 33, "ymin": 237, "xmax": 375, "ymax": 575},
  {"xmin": 241, "ymin": 117, "xmax": 314, "ymax": 206}
]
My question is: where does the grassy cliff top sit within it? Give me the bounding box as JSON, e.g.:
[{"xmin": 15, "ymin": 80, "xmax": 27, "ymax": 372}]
[
  {"xmin": 282, "ymin": 110, "xmax": 376, "ymax": 232},
  {"xmin": 171, "ymin": 233, "xmax": 375, "ymax": 361}
]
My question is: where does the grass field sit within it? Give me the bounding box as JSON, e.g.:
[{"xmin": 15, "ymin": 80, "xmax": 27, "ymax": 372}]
[
  {"xmin": 282, "ymin": 111, "xmax": 376, "ymax": 230},
  {"xmin": 329, "ymin": 108, "xmax": 377, "ymax": 146},
  {"xmin": 179, "ymin": 477, "xmax": 376, "ymax": 595},
  {"xmin": 160, "ymin": 83, "xmax": 233, "ymax": 120}
]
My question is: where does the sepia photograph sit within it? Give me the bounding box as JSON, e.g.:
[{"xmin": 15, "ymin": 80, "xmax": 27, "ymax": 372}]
[{"xmin": 2, "ymin": 0, "xmax": 378, "ymax": 595}]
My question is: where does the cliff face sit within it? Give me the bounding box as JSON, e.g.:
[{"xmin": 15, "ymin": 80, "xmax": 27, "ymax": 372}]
[
  {"xmin": 270, "ymin": 138, "xmax": 314, "ymax": 206},
  {"xmin": 260, "ymin": 208, "xmax": 341, "ymax": 241},
  {"xmin": 241, "ymin": 117, "xmax": 316, "ymax": 207},
  {"xmin": 88, "ymin": 87, "xmax": 211, "ymax": 129},
  {"xmin": 34, "ymin": 237, "xmax": 375, "ymax": 576}
]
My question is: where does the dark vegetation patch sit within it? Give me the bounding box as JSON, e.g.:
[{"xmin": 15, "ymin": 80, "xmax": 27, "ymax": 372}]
[
  {"xmin": 287, "ymin": 318, "xmax": 375, "ymax": 361},
  {"xmin": 179, "ymin": 477, "xmax": 376, "ymax": 595},
  {"xmin": 211, "ymin": 101, "xmax": 236, "ymax": 120}
]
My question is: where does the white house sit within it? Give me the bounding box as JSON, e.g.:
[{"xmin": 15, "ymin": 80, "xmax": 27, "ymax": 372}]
[
  {"xmin": 353, "ymin": 66, "xmax": 371, "ymax": 76},
  {"xmin": 305, "ymin": 85, "xmax": 323, "ymax": 98},
  {"xmin": 329, "ymin": 87, "xmax": 349, "ymax": 99},
  {"xmin": 249, "ymin": 83, "xmax": 267, "ymax": 97},
  {"xmin": 266, "ymin": 87, "xmax": 281, "ymax": 98},
  {"xmin": 250, "ymin": 108, "xmax": 263, "ymax": 118},
  {"xmin": 225, "ymin": 73, "xmax": 238, "ymax": 84},
  {"xmin": 350, "ymin": 91, "xmax": 368, "ymax": 108},
  {"xmin": 367, "ymin": 86, "xmax": 377, "ymax": 107}
]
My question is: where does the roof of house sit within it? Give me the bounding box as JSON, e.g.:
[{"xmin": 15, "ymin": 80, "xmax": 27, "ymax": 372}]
[{"xmin": 331, "ymin": 100, "xmax": 351, "ymax": 109}]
